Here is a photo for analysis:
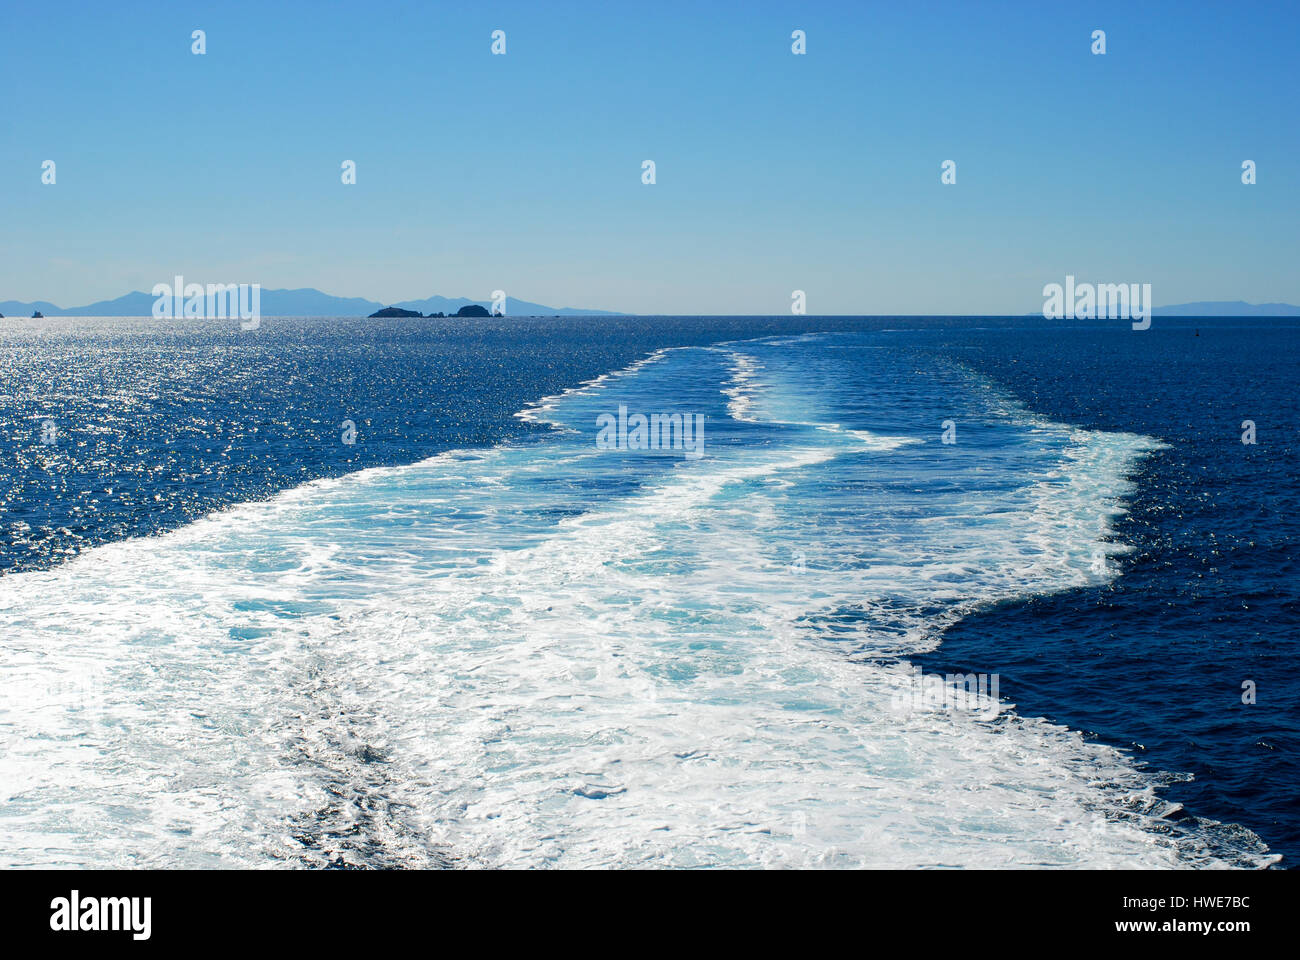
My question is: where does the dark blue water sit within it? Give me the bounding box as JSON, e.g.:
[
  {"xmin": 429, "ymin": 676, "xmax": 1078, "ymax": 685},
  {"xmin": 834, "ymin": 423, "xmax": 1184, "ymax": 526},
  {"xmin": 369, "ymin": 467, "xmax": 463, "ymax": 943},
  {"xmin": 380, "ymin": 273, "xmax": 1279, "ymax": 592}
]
[
  {"xmin": 910, "ymin": 318, "xmax": 1300, "ymax": 866},
  {"xmin": 1, "ymin": 314, "xmax": 1294, "ymax": 865}
]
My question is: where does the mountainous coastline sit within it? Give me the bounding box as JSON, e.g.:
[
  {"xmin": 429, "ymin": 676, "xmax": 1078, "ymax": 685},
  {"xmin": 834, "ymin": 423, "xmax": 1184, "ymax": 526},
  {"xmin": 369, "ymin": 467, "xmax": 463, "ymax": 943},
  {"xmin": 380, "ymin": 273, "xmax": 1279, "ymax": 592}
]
[
  {"xmin": 1150, "ymin": 301, "xmax": 1300, "ymax": 316},
  {"xmin": 0, "ymin": 289, "xmax": 623, "ymax": 318},
  {"xmin": 3, "ymin": 290, "xmax": 1298, "ymax": 319}
]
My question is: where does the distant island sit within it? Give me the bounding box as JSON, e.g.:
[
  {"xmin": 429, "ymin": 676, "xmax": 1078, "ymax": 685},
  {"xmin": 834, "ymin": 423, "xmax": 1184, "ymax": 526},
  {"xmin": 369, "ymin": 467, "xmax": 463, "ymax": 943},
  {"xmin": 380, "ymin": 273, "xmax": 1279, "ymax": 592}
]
[
  {"xmin": 1023, "ymin": 300, "xmax": 1300, "ymax": 318},
  {"xmin": 369, "ymin": 304, "xmax": 492, "ymax": 318},
  {"xmin": 1150, "ymin": 300, "xmax": 1300, "ymax": 317},
  {"xmin": 0, "ymin": 289, "xmax": 622, "ymax": 318}
]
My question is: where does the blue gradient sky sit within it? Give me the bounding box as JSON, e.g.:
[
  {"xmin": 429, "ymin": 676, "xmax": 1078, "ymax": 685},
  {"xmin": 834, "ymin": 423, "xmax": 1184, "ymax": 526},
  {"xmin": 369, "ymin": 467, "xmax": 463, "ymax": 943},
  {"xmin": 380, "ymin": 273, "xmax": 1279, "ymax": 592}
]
[{"xmin": 2, "ymin": 0, "xmax": 1297, "ymax": 314}]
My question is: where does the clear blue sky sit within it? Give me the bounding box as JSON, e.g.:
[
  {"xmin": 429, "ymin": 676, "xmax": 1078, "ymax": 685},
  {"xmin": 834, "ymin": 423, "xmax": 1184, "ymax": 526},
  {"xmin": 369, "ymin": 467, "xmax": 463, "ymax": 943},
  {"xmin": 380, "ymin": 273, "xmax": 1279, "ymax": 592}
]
[{"xmin": 2, "ymin": 0, "xmax": 1297, "ymax": 314}]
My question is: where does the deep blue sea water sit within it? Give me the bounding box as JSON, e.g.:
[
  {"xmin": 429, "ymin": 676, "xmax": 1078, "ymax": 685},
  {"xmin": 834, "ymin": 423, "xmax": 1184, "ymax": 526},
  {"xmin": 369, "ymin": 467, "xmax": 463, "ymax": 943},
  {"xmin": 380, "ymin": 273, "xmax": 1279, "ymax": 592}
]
[
  {"xmin": 914, "ymin": 319, "xmax": 1299, "ymax": 864},
  {"xmin": 0, "ymin": 315, "xmax": 1293, "ymax": 868}
]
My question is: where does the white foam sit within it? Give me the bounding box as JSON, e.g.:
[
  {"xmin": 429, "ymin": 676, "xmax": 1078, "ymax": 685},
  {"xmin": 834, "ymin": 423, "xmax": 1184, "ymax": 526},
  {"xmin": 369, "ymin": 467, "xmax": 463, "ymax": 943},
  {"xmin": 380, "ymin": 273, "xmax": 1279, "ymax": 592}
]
[
  {"xmin": 515, "ymin": 349, "xmax": 672, "ymax": 428},
  {"xmin": 0, "ymin": 333, "xmax": 1273, "ymax": 869}
]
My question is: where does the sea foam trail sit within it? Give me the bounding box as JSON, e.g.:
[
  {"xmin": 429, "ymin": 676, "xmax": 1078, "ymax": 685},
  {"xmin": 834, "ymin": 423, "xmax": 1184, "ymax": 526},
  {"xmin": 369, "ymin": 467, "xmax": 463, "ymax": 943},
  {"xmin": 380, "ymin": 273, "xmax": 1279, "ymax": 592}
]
[{"xmin": 0, "ymin": 332, "xmax": 1275, "ymax": 868}]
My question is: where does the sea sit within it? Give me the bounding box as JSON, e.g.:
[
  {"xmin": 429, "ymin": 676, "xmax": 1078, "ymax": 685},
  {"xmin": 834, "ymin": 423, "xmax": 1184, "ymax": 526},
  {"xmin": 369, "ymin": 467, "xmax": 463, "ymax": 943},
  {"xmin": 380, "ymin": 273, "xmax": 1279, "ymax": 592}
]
[{"xmin": 0, "ymin": 314, "xmax": 1294, "ymax": 868}]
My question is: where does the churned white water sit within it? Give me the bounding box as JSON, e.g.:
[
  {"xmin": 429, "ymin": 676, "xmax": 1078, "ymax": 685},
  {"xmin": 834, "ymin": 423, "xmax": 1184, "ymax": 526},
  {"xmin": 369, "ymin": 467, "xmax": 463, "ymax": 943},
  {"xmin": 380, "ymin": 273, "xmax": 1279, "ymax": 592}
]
[{"xmin": 0, "ymin": 333, "xmax": 1273, "ymax": 868}]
